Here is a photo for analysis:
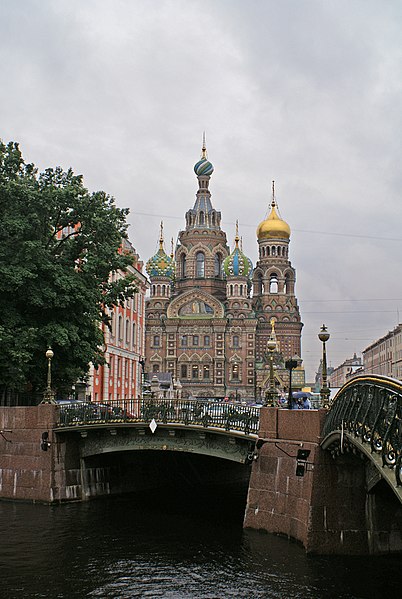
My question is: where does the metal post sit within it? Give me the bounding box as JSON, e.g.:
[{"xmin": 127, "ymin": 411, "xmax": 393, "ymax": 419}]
[
  {"xmin": 42, "ymin": 347, "xmax": 56, "ymax": 404},
  {"xmin": 318, "ymin": 324, "xmax": 331, "ymax": 405}
]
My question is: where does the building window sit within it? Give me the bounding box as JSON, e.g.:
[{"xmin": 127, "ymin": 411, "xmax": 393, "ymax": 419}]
[
  {"xmin": 214, "ymin": 253, "xmax": 222, "ymax": 277},
  {"xmin": 203, "ymin": 365, "xmax": 210, "ymax": 379},
  {"xmin": 196, "ymin": 252, "xmax": 205, "ymax": 277},
  {"xmin": 232, "ymin": 363, "xmax": 239, "ymax": 380},
  {"xmin": 153, "ymin": 364, "xmax": 160, "ymax": 373},
  {"xmin": 270, "ymin": 273, "xmax": 278, "ymax": 293},
  {"xmin": 181, "ymin": 364, "xmax": 188, "ymax": 379},
  {"xmin": 125, "ymin": 319, "xmax": 130, "ymax": 345},
  {"xmin": 193, "ymin": 335, "xmax": 199, "ymax": 346},
  {"xmin": 118, "ymin": 315, "xmax": 123, "ymax": 341},
  {"xmin": 233, "ymin": 335, "xmax": 239, "ymax": 348},
  {"xmin": 192, "ymin": 365, "xmax": 199, "ymax": 379},
  {"xmin": 204, "ymin": 335, "xmax": 210, "ymax": 347},
  {"xmin": 199, "ymin": 211, "xmax": 205, "ymax": 225},
  {"xmin": 181, "ymin": 335, "xmax": 188, "ymax": 347},
  {"xmin": 181, "ymin": 254, "xmax": 186, "ymax": 278},
  {"xmin": 153, "ymin": 335, "xmax": 160, "ymax": 347}
]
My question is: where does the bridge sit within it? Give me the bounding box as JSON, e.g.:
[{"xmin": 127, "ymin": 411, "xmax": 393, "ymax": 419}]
[
  {"xmin": 1, "ymin": 380, "xmax": 402, "ymax": 554},
  {"xmin": 321, "ymin": 375, "xmax": 402, "ymax": 501}
]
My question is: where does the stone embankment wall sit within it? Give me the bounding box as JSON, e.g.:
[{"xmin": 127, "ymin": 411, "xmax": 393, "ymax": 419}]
[
  {"xmin": 0, "ymin": 405, "xmax": 58, "ymax": 502},
  {"xmin": 244, "ymin": 407, "xmax": 402, "ymax": 555}
]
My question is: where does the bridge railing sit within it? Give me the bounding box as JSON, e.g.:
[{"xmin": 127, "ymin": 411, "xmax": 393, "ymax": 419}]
[
  {"xmin": 56, "ymin": 399, "xmax": 261, "ymax": 436},
  {"xmin": 322, "ymin": 375, "xmax": 402, "ymax": 485}
]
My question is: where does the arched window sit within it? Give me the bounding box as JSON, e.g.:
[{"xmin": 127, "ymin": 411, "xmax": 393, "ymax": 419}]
[
  {"xmin": 233, "ymin": 335, "xmax": 239, "ymax": 348},
  {"xmin": 196, "ymin": 252, "xmax": 205, "ymax": 277},
  {"xmin": 181, "ymin": 254, "xmax": 186, "ymax": 278},
  {"xmin": 132, "ymin": 323, "xmax": 136, "ymax": 349},
  {"xmin": 270, "ymin": 273, "xmax": 278, "ymax": 293},
  {"xmin": 118, "ymin": 315, "xmax": 123, "ymax": 341},
  {"xmin": 272, "ymin": 246, "xmax": 276, "ymax": 256},
  {"xmin": 125, "ymin": 319, "xmax": 130, "ymax": 344},
  {"xmin": 214, "ymin": 253, "xmax": 222, "ymax": 277},
  {"xmin": 199, "ymin": 211, "xmax": 205, "ymax": 225},
  {"xmin": 232, "ymin": 363, "xmax": 240, "ymax": 380}
]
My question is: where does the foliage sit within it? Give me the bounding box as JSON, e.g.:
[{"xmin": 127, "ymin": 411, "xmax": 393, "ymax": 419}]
[{"xmin": 0, "ymin": 140, "xmax": 137, "ymax": 396}]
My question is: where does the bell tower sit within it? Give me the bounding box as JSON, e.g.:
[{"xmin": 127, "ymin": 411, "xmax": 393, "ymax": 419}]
[{"xmin": 253, "ymin": 182, "xmax": 303, "ymax": 361}]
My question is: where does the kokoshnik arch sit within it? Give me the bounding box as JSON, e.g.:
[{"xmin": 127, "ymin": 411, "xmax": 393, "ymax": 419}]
[{"xmin": 144, "ymin": 140, "xmax": 304, "ymax": 400}]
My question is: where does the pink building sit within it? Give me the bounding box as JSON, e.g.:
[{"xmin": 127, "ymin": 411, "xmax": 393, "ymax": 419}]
[{"xmin": 89, "ymin": 239, "xmax": 149, "ymax": 402}]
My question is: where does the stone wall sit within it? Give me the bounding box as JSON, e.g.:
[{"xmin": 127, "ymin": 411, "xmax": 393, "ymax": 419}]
[
  {"xmin": 244, "ymin": 407, "xmax": 402, "ymax": 555},
  {"xmin": 0, "ymin": 405, "xmax": 58, "ymax": 502}
]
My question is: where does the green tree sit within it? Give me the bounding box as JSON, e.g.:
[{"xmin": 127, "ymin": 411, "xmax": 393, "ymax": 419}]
[{"xmin": 0, "ymin": 140, "xmax": 137, "ymax": 399}]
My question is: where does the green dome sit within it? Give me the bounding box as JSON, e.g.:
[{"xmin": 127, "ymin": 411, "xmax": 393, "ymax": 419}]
[{"xmin": 223, "ymin": 232, "xmax": 253, "ymax": 279}]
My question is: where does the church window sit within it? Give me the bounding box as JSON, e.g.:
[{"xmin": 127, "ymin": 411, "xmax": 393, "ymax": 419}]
[
  {"xmin": 153, "ymin": 364, "xmax": 160, "ymax": 373},
  {"xmin": 270, "ymin": 274, "xmax": 278, "ymax": 293},
  {"xmin": 193, "ymin": 335, "xmax": 199, "ymax": 346},
  {"xmin": 199, "ymin": 211, "xmax": 205, "ymax": 225},
  {"xmin": 180, "ymin": 335, "xmax": 188, "ymax": 347},
  {"xmin": 233, "ymin": 335, "xmax": 239, "ymax": 348},
  {"xmin": 181, "ymin": 254, "xmax": 186, "ymax": 278},
  {"xmin": 153, "ymin": 335, "xmax": 160, "ymax": 347},
  {"xmin": 203, "ymin": 365, "xmax": 210, "ymax": 379},
  {"xmin": 232, "ymin": 363, "xmax": 240, "ymax": 380},
  {"xmin": 204, "ymin": 335, "xmax": 210, "ymax": 346},
  {"xmin": 196, "ymin": 252, "xmax": 205, "ymax": 277},
  {"xmin": 181, "ymin": 364, "xmax": 188, "ymax": 379},
  {"xmin": 277, "ymin": 246, "xmax": 281, "ymax": 255},
  {"xmin": 239, "ymin": 286, "xmax": 243, "ymax": 296},
  {"xmin": 272, "ymin": 247, "xmax": 276, "ymax": 256},
  {"xmin": 214, "ymin": 253, "xmax": 222, "ymax": 277},
  {"xmin": 192, "ymin": 365, "xmax": 199, "ymax": 379},
  {"xmin": 267, "ymin": 247, "xmax": 270, "ymax": 256}
]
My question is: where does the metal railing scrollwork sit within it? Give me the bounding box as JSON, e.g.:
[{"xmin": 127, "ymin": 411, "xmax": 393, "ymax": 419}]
[
  {"xmin": 322, "ymin": 375, "xmax": 402, "ymax": 486},
  {"xmin": 56, "ymin": 398, "xmax": 260, "ymax": 436}
]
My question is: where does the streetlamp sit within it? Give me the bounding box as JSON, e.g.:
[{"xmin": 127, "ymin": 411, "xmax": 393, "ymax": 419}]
[
  {"xmin": 285, "ymin": 357, "xmax": 298, "ymax": 409},
  {"xmin": 318, "ymin": 324, "xmax": 330, "ymax": 405},
  {"xmin": 266, "ymin": 336, "xmax": 277, "ymax": 405},
  {"xmin": 42, "ymin": 347, "xmax": 56, "ymax": 404}
]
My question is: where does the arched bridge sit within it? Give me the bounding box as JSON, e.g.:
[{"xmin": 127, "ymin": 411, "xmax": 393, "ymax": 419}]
[
  {"xmin": 321, "ymin": 375, "xmax": 402, "ymax": 503},
  {"xmin": 55, "ymin": 398, "xmax": 260, "ymax": 464}
]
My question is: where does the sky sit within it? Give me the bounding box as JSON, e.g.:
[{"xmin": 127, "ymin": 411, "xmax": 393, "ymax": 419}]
[{"xmin": 1, "ymin": 0, "xmax": 402, "ymax": 381}]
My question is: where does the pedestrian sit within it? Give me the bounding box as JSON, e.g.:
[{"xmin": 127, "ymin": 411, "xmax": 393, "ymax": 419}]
[{"xmin": 302, "ymin": 396, "xmax": 311, "ymax": 409}]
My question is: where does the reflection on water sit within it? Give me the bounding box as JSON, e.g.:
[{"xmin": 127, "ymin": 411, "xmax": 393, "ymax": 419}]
[{"xmin": 0, "ymin": 492, "xmax": 401, "ymax": 599}]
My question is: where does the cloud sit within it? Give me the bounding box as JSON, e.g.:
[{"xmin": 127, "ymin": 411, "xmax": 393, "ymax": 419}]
[{"xmin": 1, "ymin": 0, "xmax": 402, "ymax": 379}]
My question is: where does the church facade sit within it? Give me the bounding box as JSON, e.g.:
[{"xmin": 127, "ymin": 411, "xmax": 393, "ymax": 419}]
[{"xmin": 144, "ymin": 142, "xmax": 304, "ymax": 400}]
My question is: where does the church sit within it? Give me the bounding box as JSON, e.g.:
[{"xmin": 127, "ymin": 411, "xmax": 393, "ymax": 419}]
[{"xmin": 144, "ymin": 141, "xmax": 304, "ymax": 400}]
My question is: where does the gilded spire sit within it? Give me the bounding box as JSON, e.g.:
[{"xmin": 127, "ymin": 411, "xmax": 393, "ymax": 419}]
[
  {"xmin": 271, "ymin": 180, "xmax": 276, "ymax": 207},
  {"xmin": 235, "ymin": 219, "xmax": 240, "ymax": 248},
  {"xmin": 201, "ymin": 131, "xmax": 207, "ymax": 159},
  {"xmin": 159, "ymin": 221, "xmax": 164, "ymax": 250}
]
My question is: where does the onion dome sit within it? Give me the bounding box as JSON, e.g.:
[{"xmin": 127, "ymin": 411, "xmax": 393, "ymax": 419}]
[
  {"xmin": 257, "ymin": 182, "xmax": 290, "ymax": 240},
  {"xmin": 146, "ymin": 222, "xmax": 175, "ymax": 279},
  {"xmin": 223, "ymin": 222, "xmax": 253, "ymax": 278},
  {"xmin": 194, "ymin": 134, "xmax": 214, "ymax": 176}
]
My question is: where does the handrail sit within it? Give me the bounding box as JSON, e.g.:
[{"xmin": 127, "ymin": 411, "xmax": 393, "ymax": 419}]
[
  {"xmin": 55, "ymin": 398, "xmax": 261, "ymax": 436},
  {"xmin": 322, "ymin": 376, "xmax": 402, "ymax": 487}
]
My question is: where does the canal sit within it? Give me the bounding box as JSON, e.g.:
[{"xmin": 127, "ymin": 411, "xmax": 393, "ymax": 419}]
[{"xmin": 1, "ymin": 484, "xmax": 401, "ymax": 599}]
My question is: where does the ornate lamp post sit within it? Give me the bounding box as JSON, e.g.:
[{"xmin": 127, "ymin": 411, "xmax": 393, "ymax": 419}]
[
  {"xmin": 285, "ymin": 357, "xmax": 298, "ymax": 409},
  {"xmin": 318, "ymin": 324, "xmax": 330, "ymax": 405},
  {"xmin": 266, "ymin": 336, "xmax": 277, "ymax": 405},
  {"xmin": 42, "ymin": 347, "xmax": 56, "ymax": 404}
]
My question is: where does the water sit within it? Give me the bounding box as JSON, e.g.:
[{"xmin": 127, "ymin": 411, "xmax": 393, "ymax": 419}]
[{"xmin": 0, "ymin": 491, "xmax": 401, "ymax": 599}]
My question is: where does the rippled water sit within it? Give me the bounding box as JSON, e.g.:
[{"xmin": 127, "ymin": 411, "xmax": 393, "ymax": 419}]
[{"xmin": 0, "ymin": 491, "xmax": 401, "ymax": 599}]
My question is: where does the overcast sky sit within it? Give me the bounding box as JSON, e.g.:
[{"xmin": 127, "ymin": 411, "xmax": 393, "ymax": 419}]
[{"xmin": 1, "ymin": 0, "xmax": 402, "ymax": 381}]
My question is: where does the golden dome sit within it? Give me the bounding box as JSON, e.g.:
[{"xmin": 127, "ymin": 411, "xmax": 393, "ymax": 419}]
[{"xmin": 257, "ymin": 201, "xmax": 290, "ymax": 240}]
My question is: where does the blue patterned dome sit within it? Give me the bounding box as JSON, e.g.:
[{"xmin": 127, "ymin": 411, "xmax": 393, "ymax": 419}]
[
  {"xmin": 223, "ymin": 226, "xmax": 253, "ymax": 279},
  {"xmin": 146, "ymin": 223, "xmax": 175, "ymax": 279},
  {"xmin": 194, "ymin": 157, "xmax": 214, "ymax": 177},
  {"xmin": 146, "ymin": 248, "xmax": 175, "ymax": 279}
]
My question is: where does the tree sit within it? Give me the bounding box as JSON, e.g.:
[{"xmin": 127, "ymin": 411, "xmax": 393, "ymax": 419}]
[{"xmin": 0, "ymin": 140, "xmax": 137, "ymax": 399}]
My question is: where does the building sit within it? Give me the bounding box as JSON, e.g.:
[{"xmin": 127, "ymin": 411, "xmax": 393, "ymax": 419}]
[
  {"xmin": 89, "ymin": 239, "xmax": 149, "ymax": 402},
  {"xmin": 144, "ymin": 141, "xmax": 304, "ymax": 400},
  {"xmin": 328, "ymin": 353, "xmax": 362, "ymax": 388},
  {"xmin": 362, "ymin": 324, "xmax": 402, "ymax": 380}
]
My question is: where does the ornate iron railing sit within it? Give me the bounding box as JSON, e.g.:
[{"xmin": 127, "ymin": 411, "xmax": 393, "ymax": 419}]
[
  {"xmin": 56, "ymin": 398, "xmax": 261, "ymax": 436},
  {"xmin": 322, "ymin": 375, "xmax": 402, "ymax": 485}
]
